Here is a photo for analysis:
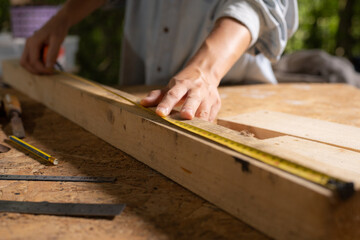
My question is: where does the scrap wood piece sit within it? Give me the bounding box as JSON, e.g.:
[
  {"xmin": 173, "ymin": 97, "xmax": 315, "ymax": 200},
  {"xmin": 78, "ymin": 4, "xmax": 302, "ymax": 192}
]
[
  {"xmin": 218, "ymin": 110, "xmax": 360, "ymax": 152},
  {"xmin": 3, "ymin": 59, "xmax": 360, "ymax": 240},
  {"xmin": 260, "ymin": 136, "xmax": 360, "ymax": 189}
]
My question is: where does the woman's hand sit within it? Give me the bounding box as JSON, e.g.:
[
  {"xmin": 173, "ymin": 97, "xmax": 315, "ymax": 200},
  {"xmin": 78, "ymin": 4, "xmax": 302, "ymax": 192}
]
[
  {"xmin": 20, "ymin": 0, "xmax": 106, "ymax": 74},
  {"xmin": 21, "ymin": 13, "xmax": 69, "ymax": 74},
  {"xmin": 141, "ymin": 65, "xmax": 221, "ymax": 122},
  {"xmin": 141, "ymin": 17, "xmax": 251, "ymax": 121}
]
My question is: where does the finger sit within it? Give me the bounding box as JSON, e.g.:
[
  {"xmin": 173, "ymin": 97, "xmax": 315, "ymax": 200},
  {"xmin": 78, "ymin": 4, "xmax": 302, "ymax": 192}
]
[
  {"xmin": 46, "ymin": 36, "xmax": 63, "ymax": 69},
  {"xmin": 156, "ymin": 85, "xmax": 188, "ymax": 117},
  {"xmin": 20, "ymin": 44, "xmax": 35, "ymax": 73},
  {"xmin": 209, "ymin": 101, "xmax": 221, "ymax": 122},
  {"xmin": 28, "ymin": 42, "xmax": 51, "ymax": 74},
  {"xmin": 22, "ymin": 45, "xmax": 42, "ymax": 74},
  {"xmin": 20, "ymin": 43, "xmax": 28, "ymax": 68},
  {"xmin": 180, "ymin": 89, "xmax": 202, "ymax": 120},
  {"xmin": 140, "ymin": 89, "xmax": 166, "ymax": 107},
  {"xmin": 195, "ymin": 101, "xmax": 211, "ymax": 121}
]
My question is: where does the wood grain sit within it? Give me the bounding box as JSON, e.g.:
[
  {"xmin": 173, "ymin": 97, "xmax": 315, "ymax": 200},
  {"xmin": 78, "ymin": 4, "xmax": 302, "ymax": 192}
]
[{"xmin": 2, "ymin": 60, "xmax": 360, "ymax": 240}]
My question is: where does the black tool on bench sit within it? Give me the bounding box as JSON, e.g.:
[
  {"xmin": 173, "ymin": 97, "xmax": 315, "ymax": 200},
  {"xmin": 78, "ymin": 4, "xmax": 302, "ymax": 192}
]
[
  {"xmin": 0, "ymin": 174, "xmax": 116, "ymax": 183},
  {"xmin": 2, "ymin": 94, "xmax": 25, "ymax": 138},
  {"xmin": 0, "ymin": 200, "xmax": 125, "ymax": 218}
]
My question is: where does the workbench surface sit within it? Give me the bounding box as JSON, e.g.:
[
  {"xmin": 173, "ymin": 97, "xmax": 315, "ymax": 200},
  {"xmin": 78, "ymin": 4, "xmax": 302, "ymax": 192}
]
[{"xmin": 1, "ymin": 83, "xmax": 359, "ymax": 240}]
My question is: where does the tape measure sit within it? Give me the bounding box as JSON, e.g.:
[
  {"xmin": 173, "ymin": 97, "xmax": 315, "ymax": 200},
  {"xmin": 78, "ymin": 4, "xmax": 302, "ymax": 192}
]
[
  {"xmin": 0, "ymin": 174, "xmax": 116, "ymax": 183},
  {"xmin": 0, "ymin": 200, "xmax": 125, "ymax": 217},
  {"xmin": 59, "ymin": 71, "xmax": 355, "ymax": 200}
]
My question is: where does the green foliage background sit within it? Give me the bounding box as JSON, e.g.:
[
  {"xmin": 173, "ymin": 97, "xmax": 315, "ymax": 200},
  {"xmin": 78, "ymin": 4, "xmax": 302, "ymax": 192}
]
[
  {"xmin": 1, "ymin": 0, "xmax": 359, "ymax": 84},
  {"xmin": 286, "ymin": 0, "xmax": 360, "ymax": 58}
]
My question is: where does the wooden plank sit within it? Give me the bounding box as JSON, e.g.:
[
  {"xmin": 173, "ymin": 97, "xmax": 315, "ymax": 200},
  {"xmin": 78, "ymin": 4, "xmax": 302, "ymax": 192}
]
[
  {"xmin": 0, "ymin": 88, "xmax": 269, "ymax": 240},
  {"xmin": 3, "ymin": 59, "xmax": 360, "ymax": 240},
  {"xmin": 216, "ymin": 83, "xmax": 360, "ymax": 127},
  {"xmin": 218, "ymin": 110, "xmax": 360, "ymax": 152}
]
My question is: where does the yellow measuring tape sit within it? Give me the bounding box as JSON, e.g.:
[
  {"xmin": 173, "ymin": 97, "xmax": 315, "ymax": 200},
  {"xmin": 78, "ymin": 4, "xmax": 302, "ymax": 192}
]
[{"xmin": 59, "ymin": 71, "xmax": 354, "ymax": 200}]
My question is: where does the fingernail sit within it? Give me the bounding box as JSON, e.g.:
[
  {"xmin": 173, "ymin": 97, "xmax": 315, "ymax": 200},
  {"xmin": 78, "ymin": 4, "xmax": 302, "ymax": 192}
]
[
  {"xmin": 181, "ymin": 108, "xmax": 194, "ymax": 118},
  {"xmin": 157, "ymin": 107, "xmax": 169, "ymax": 116}
]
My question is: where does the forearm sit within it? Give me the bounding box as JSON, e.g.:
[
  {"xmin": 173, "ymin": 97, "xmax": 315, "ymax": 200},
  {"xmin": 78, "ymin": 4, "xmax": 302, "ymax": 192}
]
[
  {"xmin": 56, "ymin": 0, "xmax": 107, "ymax": 28},
  {"xmin": 186, "ymin": 17, "xmax": 251, "ymax": 86}
]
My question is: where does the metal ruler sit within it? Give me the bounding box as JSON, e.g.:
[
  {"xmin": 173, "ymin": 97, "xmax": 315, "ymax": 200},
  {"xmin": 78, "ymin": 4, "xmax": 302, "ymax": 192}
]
[
  {"xmin": 0, "ymin": 175, "xmax": 116, "ymax": 183},
  {"xmin": 0, "ymin": 200, "xmax": 125, "ymax": 217},
  {"xmin": 59, "ymin": 71, "xmax": 355, "ymax": 200}
]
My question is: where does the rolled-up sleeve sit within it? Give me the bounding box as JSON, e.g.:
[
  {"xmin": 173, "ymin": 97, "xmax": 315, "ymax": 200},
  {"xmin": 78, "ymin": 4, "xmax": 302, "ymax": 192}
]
[{"xmin": 215, "ymin": 0, "xmax": 298, "ymax": 62}]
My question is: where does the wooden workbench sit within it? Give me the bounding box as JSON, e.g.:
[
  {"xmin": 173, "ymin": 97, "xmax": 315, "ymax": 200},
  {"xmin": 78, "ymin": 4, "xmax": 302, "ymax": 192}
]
[{"xmin": 1, "ymin": 82, "xmax": 359, "ymax": 240}]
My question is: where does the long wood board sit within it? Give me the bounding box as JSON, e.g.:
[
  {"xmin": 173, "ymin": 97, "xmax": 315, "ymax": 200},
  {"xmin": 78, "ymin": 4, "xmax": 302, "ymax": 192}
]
[{"xmin": 3, "ymin": 60, "xmax": 360, "ymax": 240}]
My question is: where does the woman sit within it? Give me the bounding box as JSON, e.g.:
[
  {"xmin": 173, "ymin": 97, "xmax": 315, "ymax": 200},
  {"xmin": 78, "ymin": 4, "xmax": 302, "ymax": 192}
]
[{"xmin": 21, "ymin": 0, "xmax": 298, "ymax": 121}]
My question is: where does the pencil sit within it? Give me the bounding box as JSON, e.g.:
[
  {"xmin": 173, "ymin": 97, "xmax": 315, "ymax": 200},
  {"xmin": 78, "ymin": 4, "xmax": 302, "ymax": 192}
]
[{"xmin": 9, "ymin": 135, "xmax": 58, "ymax": 165}]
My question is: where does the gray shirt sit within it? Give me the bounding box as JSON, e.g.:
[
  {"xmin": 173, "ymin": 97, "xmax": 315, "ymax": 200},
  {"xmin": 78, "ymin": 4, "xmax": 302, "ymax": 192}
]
[{"xmin": 117, "ymin": 0, "xmax": 298, "ymax": 86}]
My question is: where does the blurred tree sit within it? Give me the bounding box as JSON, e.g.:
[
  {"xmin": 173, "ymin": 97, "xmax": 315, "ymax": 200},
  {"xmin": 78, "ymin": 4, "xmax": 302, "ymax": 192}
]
[
  {"xmin": 69, "ymin": 7, "xmax": 124, "ymax": 85},
  {"xmin": 286, "ymin": 0, "xmax": 340, "ymax": 55},
  {"xmin": 286, "ymin": 0, "xmax": 360, "ymax": 59},
  {"xmin": 0, "ymin": 1, "xmax": 10, "ymax": 31},
  {"xmin": 336, "ymin": 0, "xmax": 355, "ymax": 57}
]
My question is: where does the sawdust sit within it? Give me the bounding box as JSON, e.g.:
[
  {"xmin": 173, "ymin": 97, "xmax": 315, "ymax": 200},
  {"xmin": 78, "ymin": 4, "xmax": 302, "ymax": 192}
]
[{"xmin": 238, "ymin": 130, "xmax": 255, "ymax": 138}]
